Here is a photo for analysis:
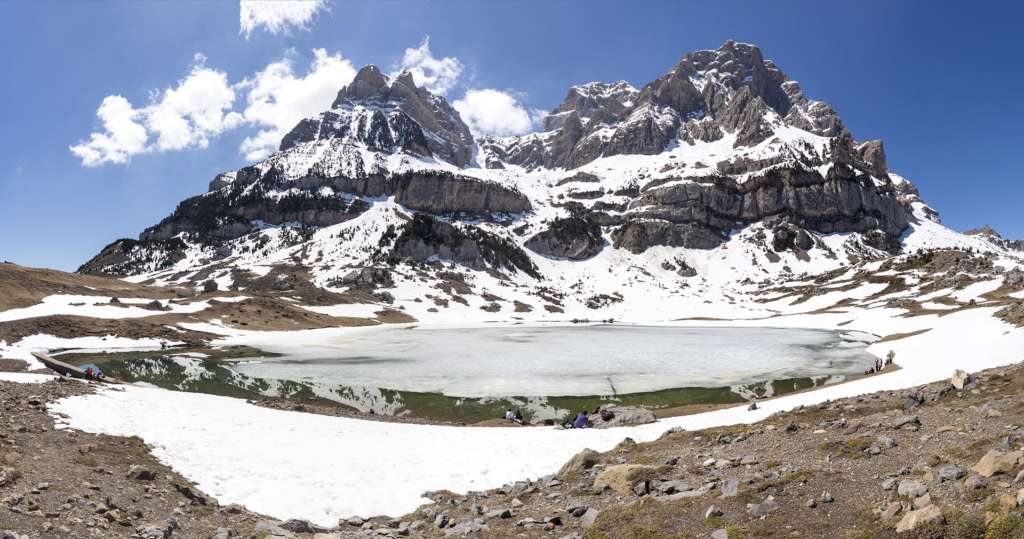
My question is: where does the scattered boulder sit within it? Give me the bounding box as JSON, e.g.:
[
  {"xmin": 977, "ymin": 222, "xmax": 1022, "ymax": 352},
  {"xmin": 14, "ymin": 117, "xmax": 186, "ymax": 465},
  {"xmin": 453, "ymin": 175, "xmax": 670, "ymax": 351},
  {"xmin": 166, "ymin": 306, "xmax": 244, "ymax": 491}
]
[
  {"xmin": 338, "ymin": 267, "xmax": 394, "ymax": 288},
  {"xmin": 964, "ymin": 474, "xmax": 988, "ymax": 491},
  {"xmin": 720, "ymin": 478, "xmax": 740, "ymax": 498},
  {"xmin": 558, "ymin": 448, "xmax": 600, "ymax": 478},
  {"xmin": 746, "ymin": 496, "xmax": 777, "ymax": 518},
  {"xmin": 972, "ymin": 449, "xmax": 1024, "ymax": 477},
  {"xmin": 937, "ymin": 464, "xmax": 966, "ymax": 482},
  {"xmin": 580, "ymin": 508, "xmax": 600, "ymax": 529},
  {"xmin": 444, "ymin": 519, "xmax": 488, "ymax": 536},
  {"xmin": 897, "ymin": 479, "xmax": 928, "ymax": 498},
  {"xmin": 892, "ymin": 415, "xmax": 920, "ymax": 430},
  {"xmin": 249, "ymin": 520, "xmax": 294, "ymax": 538},
  {"xmin": 279, "ymin": 519, "xmax": 324, "ymax": 533},
  {"xmin": 951, "ymin": 369, "xmax": 971, "ymax": 390},
  {"xmin": 895, "ymin": 504, "xmax": 943, "ymax": 533},
  {"xmin": 593, "ymin": 464, "xmax": 657, "ymax": 496},
  {"xmin": 876, "ymin": 436, "xmax": 897, "ymax": 449},
  {"xmin": 881, "ymin": 501, "xmax": 903, "ymax": 520},
  {"xmin": 135, "ymin": 525, "xmax": 175, "ymax": 539},
  {"xmin": 172, "ymin": 482, "xmax": 207, "ymax": 505},
  {"xmin": 126, "ymin": 465, "xmax": 157, "ymax": 481},
  {"xmin": 590, "ymin": 406, "xmax": 656, "ymax": 428}
]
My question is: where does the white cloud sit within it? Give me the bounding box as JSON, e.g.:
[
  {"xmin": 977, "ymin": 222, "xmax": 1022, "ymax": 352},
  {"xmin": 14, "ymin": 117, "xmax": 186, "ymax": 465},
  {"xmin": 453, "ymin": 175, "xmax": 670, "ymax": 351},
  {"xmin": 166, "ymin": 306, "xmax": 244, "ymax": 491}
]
[
  {"xmin": 70, "ymin": 95, "xmax": 149, "ymax": 167},
  {"xmin": 148, "ymin": 66, "xmax": 242, "ymax": 152},
  {"xmin": 70, "ymin": 40, "xmax": 472, "ymax": 167},
  {"xmin": 239, "ymin": 0, "xmax": 329, "ymax": 39},
  {"xmin": 238, "ymin": 48, "xmax": 357, "ymax": 161},
  {"xmin": 71, "ymin": 49, "xmax": 354, "ymax": 166},
  {"xmin": 396, "ymin": 37, "xmax": 463, "ymax": 95},
  {"xmin": 70, "ymin": 59, "xmax": 240, "ymax": 167},
  {"xmin": 453, "ymin": 89, "xmax": 541, "ymax": 138}
]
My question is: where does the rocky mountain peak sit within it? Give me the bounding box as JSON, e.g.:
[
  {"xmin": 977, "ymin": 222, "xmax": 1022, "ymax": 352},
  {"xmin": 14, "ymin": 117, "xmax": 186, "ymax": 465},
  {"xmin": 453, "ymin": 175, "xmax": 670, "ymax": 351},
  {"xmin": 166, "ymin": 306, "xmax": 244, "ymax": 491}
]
[
  {"xmin": 337, "ymin": 64, "xmax": 390, "ymax": 101},
  {"xmin": 543, "ymin": 81, "xmax": 639, "ymax": 131},
  {"xmin": 483, "ymin": 41, "xmax": 853, "ymax": 171},
  {"xmin": 673, "ymin": 40, "xmax": 791, "ymax": 115},
  {"xmin": 280, "ymin": 64, "xmax": 474, "ymax": 167}
]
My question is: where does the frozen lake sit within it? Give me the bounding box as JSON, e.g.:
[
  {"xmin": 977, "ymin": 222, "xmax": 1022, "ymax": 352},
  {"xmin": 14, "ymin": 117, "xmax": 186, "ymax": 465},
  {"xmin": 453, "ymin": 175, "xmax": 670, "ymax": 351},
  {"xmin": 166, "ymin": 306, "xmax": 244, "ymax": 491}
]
[{"xmin": 230, "ymin": 325, "xmax": 877, "ymax": 397}]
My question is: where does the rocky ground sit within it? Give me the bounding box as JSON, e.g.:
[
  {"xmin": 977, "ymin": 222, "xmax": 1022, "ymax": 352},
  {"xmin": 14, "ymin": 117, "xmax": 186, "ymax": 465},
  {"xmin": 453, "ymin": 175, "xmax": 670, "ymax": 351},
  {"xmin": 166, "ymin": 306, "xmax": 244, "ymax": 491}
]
[
  {"xmin": 386, "ymin": 364, "xmax": 1024, "ymax": 539},
  {"xmin": 4, "ymin": 362, "xmax": 1024, "ymax": 538}
]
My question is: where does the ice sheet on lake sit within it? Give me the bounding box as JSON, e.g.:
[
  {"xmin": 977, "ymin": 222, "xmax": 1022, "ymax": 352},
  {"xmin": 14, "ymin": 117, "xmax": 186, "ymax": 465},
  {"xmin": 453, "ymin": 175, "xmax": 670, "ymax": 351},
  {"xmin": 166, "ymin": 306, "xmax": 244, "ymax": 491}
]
[{"xmin": 230, "ymin": 325, "xmax": 875, "ymax": 397}]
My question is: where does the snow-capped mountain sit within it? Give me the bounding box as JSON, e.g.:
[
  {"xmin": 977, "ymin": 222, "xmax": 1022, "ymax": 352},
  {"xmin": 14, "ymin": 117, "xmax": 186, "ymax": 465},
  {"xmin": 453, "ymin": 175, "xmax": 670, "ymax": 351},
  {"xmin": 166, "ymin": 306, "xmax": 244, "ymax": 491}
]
[{"xmin": 79, "ymin": 41, "xmax": 1019, "ymax": 320}]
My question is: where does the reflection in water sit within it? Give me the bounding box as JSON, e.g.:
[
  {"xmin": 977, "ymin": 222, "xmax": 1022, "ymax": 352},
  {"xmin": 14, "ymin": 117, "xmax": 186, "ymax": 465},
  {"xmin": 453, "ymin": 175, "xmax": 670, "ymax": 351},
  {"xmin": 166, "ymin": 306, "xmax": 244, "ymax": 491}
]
[
  {"xmin": 81, "ymin": 355, "xmax": 846, "ymax": 424},
  {"xmin": 60, "ymin": 326, "xmax": 877, "ymax": 424}
]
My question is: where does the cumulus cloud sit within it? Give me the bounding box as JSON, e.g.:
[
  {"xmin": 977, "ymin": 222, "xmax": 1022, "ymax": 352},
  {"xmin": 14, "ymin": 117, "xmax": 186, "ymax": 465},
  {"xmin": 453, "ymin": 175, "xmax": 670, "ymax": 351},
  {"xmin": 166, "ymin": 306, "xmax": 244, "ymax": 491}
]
[
  {"xmin": 396, "ymin": 37, "xmax": 463, "ymax": 95},
  {"xmin": 239, "ymin": 0, "xmax": 329, "ymax": 39},
  {"xmin": 147, "ymin": 64, "xmax": 242, "ymax": 152},
  {"xmin": 71, "ymin": 49, "xmax": 356, "ymax": 166},
  {"xmin": 453, "ymin": 89, "xmax": 542, "ymax": 138},
  {"xmin": 237, "ymin": 48, "xmax": 357, "ymax": 160},
  {"xmin": 70, "ymin": 58, "xmax": 240, "ymax": 167},
  {"xmin": 69, "ymin": 96, "xmax": 149, "ymax": 167}
]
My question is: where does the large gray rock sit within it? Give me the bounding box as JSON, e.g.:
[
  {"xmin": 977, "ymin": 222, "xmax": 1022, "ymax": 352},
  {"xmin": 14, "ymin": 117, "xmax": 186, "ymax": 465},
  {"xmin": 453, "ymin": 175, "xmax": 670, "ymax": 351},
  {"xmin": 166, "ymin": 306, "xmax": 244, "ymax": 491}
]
[
  {"xmin": 525, "ymin": 215, "xmax": 604, "ymax": 260},
  {"xmin": 897, "ymin": 479, "xmax": 928, "ymax": 498},
  {"xmin": 590, "ymin": 406, "xmax": 657, "ymax": 429}
]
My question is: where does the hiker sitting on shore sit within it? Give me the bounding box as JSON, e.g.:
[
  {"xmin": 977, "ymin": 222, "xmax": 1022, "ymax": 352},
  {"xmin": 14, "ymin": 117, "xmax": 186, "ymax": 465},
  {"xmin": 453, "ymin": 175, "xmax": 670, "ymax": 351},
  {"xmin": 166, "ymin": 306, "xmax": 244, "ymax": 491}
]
[
  {"xmin": 571, "ymin": 410, "xmax": 590, "ymax": 429},
  {"xmin": 513, "ymin": 409, "xmax": 524, "ymax": 425},
  {"xmin": 504, "ymin": 409, "xmax": 515, "ymax": 422}
]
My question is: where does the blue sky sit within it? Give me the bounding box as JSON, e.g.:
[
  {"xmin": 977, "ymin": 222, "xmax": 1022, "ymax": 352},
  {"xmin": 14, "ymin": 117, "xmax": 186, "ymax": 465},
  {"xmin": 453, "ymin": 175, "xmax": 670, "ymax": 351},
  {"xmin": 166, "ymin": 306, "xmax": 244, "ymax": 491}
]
[{"xmin": 1, "ymin": 0, "xmax": 1021, "ymax": 271}]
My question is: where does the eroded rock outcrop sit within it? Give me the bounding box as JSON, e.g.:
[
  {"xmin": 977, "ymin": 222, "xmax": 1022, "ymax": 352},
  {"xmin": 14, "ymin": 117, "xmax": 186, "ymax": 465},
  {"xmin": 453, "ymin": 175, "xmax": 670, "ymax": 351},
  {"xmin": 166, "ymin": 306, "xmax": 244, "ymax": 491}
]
[
  {"xmin": 389, "ymin": 214, "xmax": 539, "ymax": 277},
  {"xmin": 525, "ymin": 215, "xmax": 604, "ymax": 260}
]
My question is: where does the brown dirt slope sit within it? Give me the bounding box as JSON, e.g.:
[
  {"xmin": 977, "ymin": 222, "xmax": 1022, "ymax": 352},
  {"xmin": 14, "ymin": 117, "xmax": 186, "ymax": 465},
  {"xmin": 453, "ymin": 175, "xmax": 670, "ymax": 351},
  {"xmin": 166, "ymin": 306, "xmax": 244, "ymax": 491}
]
[{"xmin": 0, "ymin": 263, "xmax": 182, "ymax": 312}]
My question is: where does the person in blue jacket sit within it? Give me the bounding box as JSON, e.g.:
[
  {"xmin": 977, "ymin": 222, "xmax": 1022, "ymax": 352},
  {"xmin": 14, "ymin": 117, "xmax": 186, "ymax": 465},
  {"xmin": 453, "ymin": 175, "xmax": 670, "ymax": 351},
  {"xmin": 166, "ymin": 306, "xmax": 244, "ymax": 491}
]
[{"xmin": 571, "ymin": 410, "xmax": 589, "ymax": 429}]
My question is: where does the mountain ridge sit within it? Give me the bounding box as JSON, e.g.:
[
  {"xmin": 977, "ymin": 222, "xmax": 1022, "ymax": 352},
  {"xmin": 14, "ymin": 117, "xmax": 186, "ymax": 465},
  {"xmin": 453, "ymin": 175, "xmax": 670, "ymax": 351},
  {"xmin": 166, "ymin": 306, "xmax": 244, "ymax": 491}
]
[{"xmin": 77, "ymin": 41, "xmax": 1021, "ymax": 323}]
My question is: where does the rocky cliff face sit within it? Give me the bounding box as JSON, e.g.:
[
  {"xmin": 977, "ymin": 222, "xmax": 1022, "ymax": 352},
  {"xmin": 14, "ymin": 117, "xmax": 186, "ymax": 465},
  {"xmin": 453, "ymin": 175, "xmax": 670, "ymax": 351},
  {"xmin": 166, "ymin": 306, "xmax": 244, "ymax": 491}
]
[
  {"xmin": 613, "ymin": 136, "xmax": 908, "ymax": 253},
  {"xmin": 81, "ymin": 42, "xmax": 934, "ymax": 295}
]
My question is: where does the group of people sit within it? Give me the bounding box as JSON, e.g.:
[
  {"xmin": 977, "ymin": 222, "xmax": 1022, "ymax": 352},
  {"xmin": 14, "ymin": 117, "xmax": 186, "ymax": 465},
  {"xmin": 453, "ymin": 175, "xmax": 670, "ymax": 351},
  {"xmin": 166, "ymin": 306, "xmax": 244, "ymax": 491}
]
[
  {"xmin": 864, "ymin": 350, "xmax": 896, "ymax": 376},
  {"xmin": 502, "ymin": 408, "xmax": 595, "ymax": 429},
  {"xmin": 503, "ymin": 409, "xmax": 524, "ymax": 425}
]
